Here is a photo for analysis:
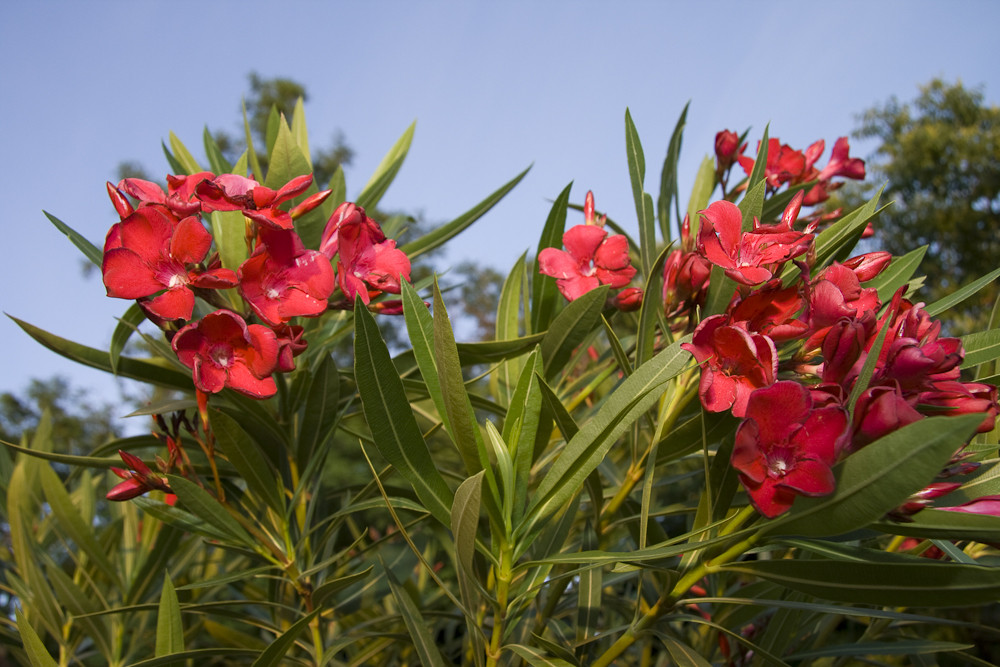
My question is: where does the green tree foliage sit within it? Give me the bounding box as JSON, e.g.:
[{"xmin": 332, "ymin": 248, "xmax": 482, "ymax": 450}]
[{"xmin": 850, "ymin": 79, "xmax": 1000, "ymax": 331}]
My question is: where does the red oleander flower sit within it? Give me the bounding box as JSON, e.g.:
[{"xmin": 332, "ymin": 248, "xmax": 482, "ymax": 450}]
[
  {"xmin": 107, "ymin": 450, "xmax": 171, "ymax": 501},
  {"xmin": 333, "ymin": 206, "xmax": 412, "ymax": 304},
  {"xmin": 612, "ymin": 287, "xmax": 643, "ymax": 311},
  {"xmin": 728, "ymin": 279, "xmax": 807, "ymax": 342},
  {"xmin": 172, "ymin": 310, "xmax": 279, "ymax": 398},
  {"xmin": 102, "ymin": 206, "xmax": 237, "ymax": 321},
  {"xmin": 682, "ymin": 315, "xmax": 778, "ymax": 417},
  {"xmin": 732, "ymin": 381, "xmax": 848, "ymax": 518},
  {"xmin": 196, "ymin": 174, "xmax": 313, "ymax": 230},
  {"xmin": 817, "ymin": 137, "xmax": 866, "ymax": 182},
  {"xmin": 738, "ymin": 138, "xmax": 808, "ymax": 188},
  {"xmin": 539, "ymin": 224, "xmax": 637, "ymax": 301},
  {"xmin": 118, "ymin": 172, "xmax": 214, "ymax": 218},
  {"xmin": 271, "ymin": 323, "xmax": 308, "ymax": 372},
  {"xmin": 851, "ymin": 382, "xmax": 924, "ymax": 448},
  {"xmin": 238, "ymin": 227, "xmax": 335, "ymax": 325},
  {"xmin": 917, "ymin": 381, "xmax": 999, "ymax": 433},
  {"xmin": 696, "ymin": 200, "xmax": 811, "ymax": 286}
]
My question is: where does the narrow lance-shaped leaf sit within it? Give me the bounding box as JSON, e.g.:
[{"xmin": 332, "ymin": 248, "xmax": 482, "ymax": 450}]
[
  {"xmin": 531, "ymin": 182, "xmax": 573, "ymax": 334},
  {"xmin": 493, "ymin": 252, "xmax": 529, "ymax": 405},
  {"xmin": 384, "ymin": 566, "xmax": 449, "ymax": 667},
  {"xmin": 400, "ymin": 165, "xmax": 530, "ymax": 261},
  {"xmin": 110, "ymin": 302, "xmax": 146, "ymax": 375},
  {"xmin": 502, "ymin": 348, "xmax": 545, "ymax": 519},
  {"xmin": 250, "ymin": 609, "xmax": 321, "ymax": 667},
  {"xmin": 242, "ymin": 99, "xmax": 264, "ymax": 183},
  {"xmin": 625, "ymin": 108, "xmax": 656, "ymax": 276},
  {"xmin": 43, "ymin": 210, "xmax": 102, "ymax": 267},
  {"xmin": 15, "ymin": 609, "xmax": 58, "ymax": 667},
  {"xmin": 155, "ymin": 574, "xmax": 184, "ymax": 659},
  {"xmin": 658, "ymin": 101, "xmax": 690, "ymax": 241},
  {"xmin": 539, "ymin": 285, "xmax": 608, "ymax": 381},
  {"xmin": 290, "ymin": 96, "xmax": 312, "ymax": 170},
  {"xmin": 433, "ymin": 279, "xmax": 486, "ymax": 476},
  {"xmin": 743, "ymin": 123, "xmax": 770, "ymax": 209},
  {"xmin": 353, "ymin": 297, "xmax": 454, "ymax": 525},
  {"xmin": 925, "ymin": 266, "xmax": 1000, "ymax": 317},
  {"xmin": 209, "ymin": 410, "xmax": 284, "ymax": 514},
  {"xmin": 297, "ymin": 354, "xmax": 341, "ymax": 469},
  {"xmin": 722, "ymin": 558, "xmax": 1000, "ymax": 607},
  {"xmin": 203, "ymin": 126, "xmax": 232, "ymax": 174},
  {"xmin": 264, "ymin": 116, "xmax": 312, "ymax": 190},
  {"xmin": 685, "ymin": 155, "xmax": 717, "ymax": 234},
  {"xmin": 165, "ymin": 474, "xmax": 254, "ymax": 546},
  {"xmin": 518, "ymin": 338, "xmax": 692, "ymax": 551},
  {"xmin": 169, "ymin": 131, "xmax": 202, "ymax": 175},
  {"xmin": 356, "ymin": 121, "xmax": 415, "ymax": 212}
]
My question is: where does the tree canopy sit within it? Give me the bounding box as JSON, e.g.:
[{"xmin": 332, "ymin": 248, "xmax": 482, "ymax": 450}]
[{"xmin": 852, "ymin": 79, "xmax": 1000, "ymax": 330}]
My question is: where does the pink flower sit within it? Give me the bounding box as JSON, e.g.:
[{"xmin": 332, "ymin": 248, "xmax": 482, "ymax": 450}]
[
  {"xmin": 682, "ymin": 315, "xmax": 778, "ymax": 417},
  {"xmin": 118, "ymin": 172, "xmax": 214, "ymax": 218},
  {"xmin": 333, "ymin": 206, "xmax": 412, "ymax": 304},
  {"xmin": 196, "ymin": 174, "xmax": 313, "ymax": 230},
  {"xmin": 696, "ymin": 200, "xmax": 811, "ymax": 287},
  {"xmin": 732, "ymin": 381, "xmax": 848, "ymax": 518},
  {"xmin": 851, "ymin": 382, "xmax": 923, "ymax": 448},
  {"xmin": 172, "ymin": 310, "xmax": 279, "ymax": 398},
  {"xmin": 738, "ymin": 138, "xmax": 807, "ymax": 188},
  {"xmin": 818, "ymin": 137, "xmax": 866, "ymax": 182},
  {"xmin": 238, "ymin": 227, "xmax": 335, "ymax": 326},
  {"xmin": 538, "ymin": 224, "xmax": 637, "ymax": 301},
  {"xmin": 102, "ymin": 206, "xmax": 237, "ymax": 321}
]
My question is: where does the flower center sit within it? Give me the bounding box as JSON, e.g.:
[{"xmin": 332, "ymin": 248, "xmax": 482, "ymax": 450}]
[
  {"xmin": 167, "ymin": 273, "xmax": 187, "ymax": 289},
  {"xmin": 267, "ymin": 287, "xmax": 281, "ymax": 300},
  {"xmin": 210, "ymin": 345, "xmax": 233, "ymax": 368}
]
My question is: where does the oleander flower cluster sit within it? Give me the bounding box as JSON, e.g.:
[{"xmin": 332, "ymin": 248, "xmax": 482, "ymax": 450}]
[
  {"xmin": 101, "ymin": 172, "xmax": 411, "ymax": 399},
  {"xmin": 539, "ymin": 134, "xmax": 999, "ymax": 520}
]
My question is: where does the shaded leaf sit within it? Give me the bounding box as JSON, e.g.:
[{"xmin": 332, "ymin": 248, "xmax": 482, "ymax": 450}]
[
  {"xmin": 250, "ymin": 609, "xmax": 320, "ymax": 667},
  {"xmin": 155, "ymin": 574, "xmax": 184, "ymax": 658},
  {"xmin": 384, "ymin": 566, "xmax": 449, "ymax": 667},
  {"xmin": 210, "ymin": 410, "xmax": 284, "ymax": 514}
]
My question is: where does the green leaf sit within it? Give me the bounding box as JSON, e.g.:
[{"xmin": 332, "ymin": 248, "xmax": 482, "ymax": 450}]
[
  {"xmin": 161, "ymin": 141, "xmax": 185, "ymax": 175},
  {"xmin": 297, "ymin": 354, "xmax": 341, "ymax": 469},
  {"xmin": 209, "ymin": 410, "xmax": 284, "ymax": 514},
  {"xmin": 356, "ymin": 121, "xmax": 415, "ymax": 211},
  {"xmin": 786, "ymin": 640, "xmax": 973, "ymax": 661},
  {"xmin": 43, "ymin": 211, "xmax": 102, "ymax": 266},
  {"xmin": 743, "ymin": 124, "xmax": 770, "ymax": 204},
  {"xmin": 312, "ymin": 566, "xmax": 374, "ymax": 608},
  {"xmin": 763, "ymin": 414, "xmax": 984, "ymax": 538},
  {"xmin": 1, "ymin": 439, "xmax": 120, "ymax": 469},
  {"xmin": 625, "ymin": 108, "xmax": 656, "ymax": 276},
  {"xmin": 11, "ymin": 316, "xmax": 193, "ymax": 390},
  {"xmin": 456, "ymin": 332, "xmax": 547, "ymax": 365},
  {"xmin": 132, "ymin": 497, "xmax": 235, "ymax": 543},
  {"xmin": 129, "ymin": 649, "xmax": 260, "ymax": 667},
  {"xmin": 575, "ymin": 525, "xmax": 602, "ymax": 643},
  {"xmin": 169, "ymin": 131, "xmax": 201, "ymax": 174},
  {"xmin": 155, "ymin": 574, "xmax": 184, "ymax": 658},
  {"xmin": 242, "ymin": 99, "xmax": 264, "ymax": 182},
  {"xmin": 519, "ymin": 338, "xmax": 692, "ymax": 549},
  {"xmin": 865, "ymin": 245, "xmax": 928, "ymax": 304},
  {"xmin": 493, "ymin": 253, "xmax": 529, "ymax": 405},
  {"xmin": 384, "ymin": 566, "xmax": 449, "ymax": 667},
  {"xmin": 38, "ymin": 463, "xmax": 119, "ymax": 583},
  {"xmin": 661, "ymin": 635, "xmax": 713, "ymax": 667},
  {"xmin": 506, "ymin": 644, "xmax": 577, "ymax": 667},
  {"xmin": 926, "ymin": 266, "xmax": 1000, "ymax": 317},
  {"xmin": 503, "ymin": 349, "xmax": 545, "ymax": 516},
  {"xmin": 264, "ymin": 115, "xmax": 312, "ymax": 190},
  {"xmin": 685, "ymin": 155, "xmax": 717, "ymax": 233},
  {"xmin": 251, "ymin": 609, "xmax": 321, "ymax": 667},
  {"xmin": 210, "ymin": 210, "xmax": 250, "ymax": 272},
  {"xmin": 722, "ymin": 557, "xmax": 1000, "ymax": 606},
  {"xmin": 434, "ymin": 280, "xmax": 486, "ymax": 475},
  {"xmin": 875, "ymin": 508, "xmax": 1000, "ymax": 543},
  {"xmin": 110, "ymin": 303, "xmax": 146, "ymax": 374},
  {"xmin": 635, "ymin": 243, "xmax": 673, "ymax": 367},
  {"xmin": 540, "ymin": 285, "xmax": 608, "ymax": 381},
  {"xmin": 810, "ymin": 186, "xmax": 885, "ymax": 270},
  {"xmin": 290, "ymin": 97, "xmax": 312, "ymax": 170},
  {"xmin": 203, "ymin": 126, "xmax": 232, "ymax": 174},
  {"xmin": 531, "ymin": 182, "xmax": 573, "ymax": 334},
  {"xmin": 737, "ymin": 178, "xmax": 767, "ymax": 229},
  {"xmin": 15, "ymin": 609, "xmax": 57, "ymax": 667},
  {"xmin": 451, "ymin": 471, "xmax": 484, "ymax": 643},
  {"xmin": 400, "ymin": 166, "xmax": 530, "ymax": 261},
  {"xmin": 353, "ymin": 298, "xmax": 453, "ymax": 525},
  {"xmin": 961, "ymin": 328, "xmax": 1000, "ymax": 369},
  {"xmin": 658, "ymin": 102, "xmax": 689, "ymax": 241},
  {"xmin": 264, "ymin": 106, "xmax": 280, "ymax": 155},
  {"xmin": 165, "ymin": 474, "xmax": 254, "ymax": 545},
  {"xmin": 328, "ymin": 164, "xmax": 346, "ymax": 207}
]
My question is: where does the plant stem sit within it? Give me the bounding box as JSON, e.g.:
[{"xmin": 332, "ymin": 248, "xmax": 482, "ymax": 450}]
[{"xmin": 486, "ymin": 543, "xmax": 513, "ymax": 667}]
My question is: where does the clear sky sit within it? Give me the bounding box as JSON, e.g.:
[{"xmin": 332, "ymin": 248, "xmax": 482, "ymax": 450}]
[{"xmin": 2, "ymin": 1, "xmax": 998, "ymax": 416}]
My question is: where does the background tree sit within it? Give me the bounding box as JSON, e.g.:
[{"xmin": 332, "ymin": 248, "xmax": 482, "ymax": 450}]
[{"xmin": 843, "ymin": 79, "xmax": 1000, "ymax": 332}]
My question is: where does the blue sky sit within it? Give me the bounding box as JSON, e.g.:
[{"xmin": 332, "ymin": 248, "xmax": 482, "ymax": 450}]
[{"xmin": 2, "ymin": 1, "xmax": 998, "ymax": 415}]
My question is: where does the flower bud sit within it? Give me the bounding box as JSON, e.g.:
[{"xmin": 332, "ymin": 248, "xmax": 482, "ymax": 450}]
[
  {"xmin": 842, "ymin": 251, "xmax": 892, "ymax": 282},
  {"xmin": 612, "ymin": 287, "xmax": 643, "ymax": 312}
]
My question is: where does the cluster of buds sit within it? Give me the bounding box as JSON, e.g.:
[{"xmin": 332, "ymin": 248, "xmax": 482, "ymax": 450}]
[
  {"xmin": 102, "ymin": 172, "xmax": 411, "ymax": 399},
  {"xmin": 676, "ymin": 195, "xmax": 998, "ymax": 518},
  {"xmin": 538, "ymin": 191, "xmax": 642, "ymax": 311}
]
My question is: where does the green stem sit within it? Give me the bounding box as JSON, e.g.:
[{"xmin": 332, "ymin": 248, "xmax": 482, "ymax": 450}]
[
  {"xmin": 591, "ymin": 528, "xmax": 760, "ymax": 667},
  {"xmin": 486, "ymin": 543, "xmax": 513, "ymax": 667}
]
